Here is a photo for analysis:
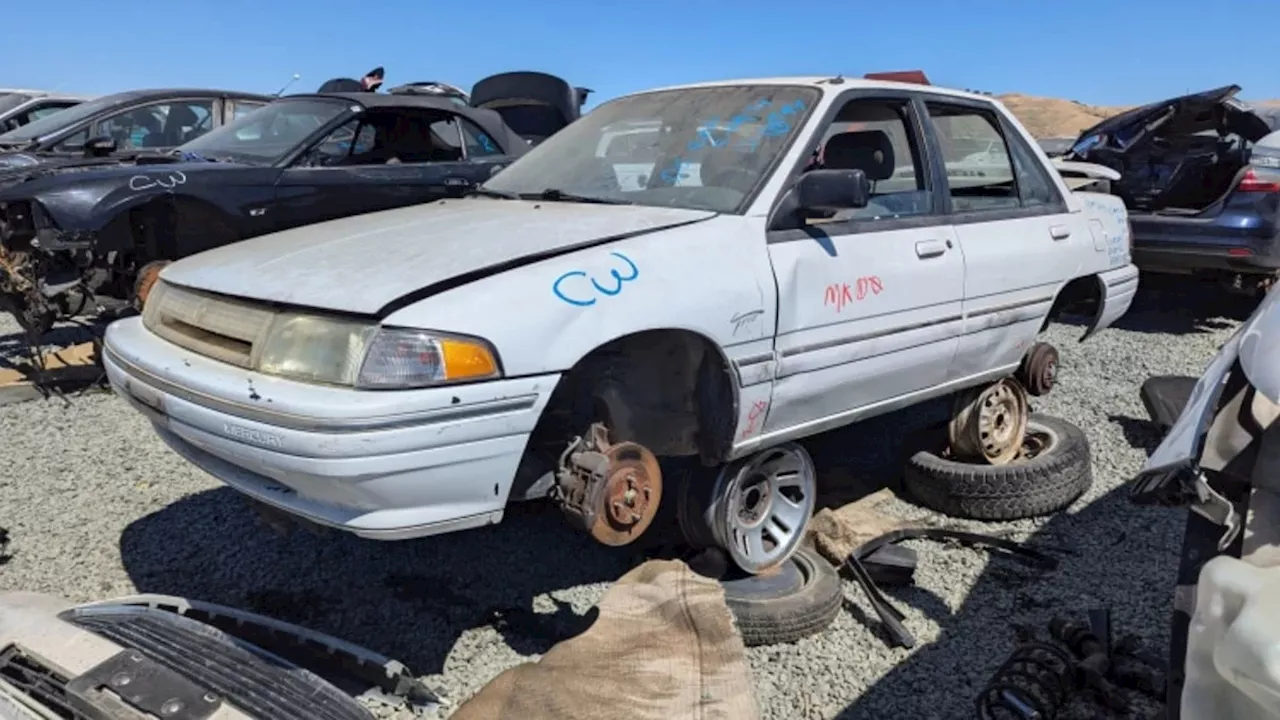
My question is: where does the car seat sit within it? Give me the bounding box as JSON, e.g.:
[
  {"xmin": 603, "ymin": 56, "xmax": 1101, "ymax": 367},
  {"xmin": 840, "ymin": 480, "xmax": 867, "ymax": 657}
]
[
  {"xmin": 154, "ymin": 104, "xmax": 202, "ymax": 147},
  {"xmin": 820, "ymin": 130, "xmax": 895, "ymax": 218}
]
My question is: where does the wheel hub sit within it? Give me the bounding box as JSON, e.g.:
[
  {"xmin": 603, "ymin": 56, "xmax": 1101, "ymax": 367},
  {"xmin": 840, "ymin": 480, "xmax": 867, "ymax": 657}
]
[
  {"xmin": 682, "ymin": 443, "xmax": 818, "ymax": 575},
  {"xmin": 950, "ymin": 378, "xmax": 1030, "ymax": 465},
  {"xmin": 554, "ymin": 423, "xmax": 662, "ymax": 547}
]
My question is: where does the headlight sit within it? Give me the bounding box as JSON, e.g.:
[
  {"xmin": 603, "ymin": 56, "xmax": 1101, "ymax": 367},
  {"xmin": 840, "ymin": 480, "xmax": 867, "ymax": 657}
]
[
  {"xmin": 258, "ymin": 317, "xmax": 502, "ymax": 389},
  {"xmin": 145, "ymin": 280, "xmax": 502, "ymax": 389}
]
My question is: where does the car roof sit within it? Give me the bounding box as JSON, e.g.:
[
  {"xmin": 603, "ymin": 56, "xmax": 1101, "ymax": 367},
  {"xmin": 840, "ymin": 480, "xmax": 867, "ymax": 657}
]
[
  {"xmin": 623, "ymin": 76, "xmax": 996, "ymax": 103},
  {"xmin": 285, "ymin": 91, "xmax": 472, "ymax": 111},
  {"xmin": 93, "ymin": 88, "xmax": 275, "ymax": 105},
  {"xmin": 0, "ymin": 88, "xmax": 94, "ymax": 101}
]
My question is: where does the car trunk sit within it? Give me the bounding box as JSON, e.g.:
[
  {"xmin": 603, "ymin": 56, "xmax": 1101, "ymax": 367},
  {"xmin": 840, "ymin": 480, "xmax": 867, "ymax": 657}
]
[{"xmin": 1067, "ymin": 85, "xmax": 1275, "ymax": 216}]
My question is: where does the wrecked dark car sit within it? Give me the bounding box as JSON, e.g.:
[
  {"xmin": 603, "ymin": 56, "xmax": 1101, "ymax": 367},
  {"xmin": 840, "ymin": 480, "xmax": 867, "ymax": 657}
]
[
  {"xmin": 0, "ymin": 88, "xmax": 273, "ymax": 170},
  {"xmin": 0, "ymin": 88, "xmax": 537, "ymax": 336},
  {"xmin": 1065, "ymin": 85, "xmax": 1280, "ymax": 296},
  {"xmin": 0, "ymin": 592, "xmax": 439, "ymax": 719},
  {"xmin": 470, "ymin": 71, "xmax": 591, "ymax": 145}
]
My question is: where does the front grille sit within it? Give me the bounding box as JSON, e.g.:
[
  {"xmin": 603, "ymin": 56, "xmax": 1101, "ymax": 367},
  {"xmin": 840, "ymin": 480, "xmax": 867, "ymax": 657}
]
[
  {"xmin": 143, "ymin": 282, "xmax": 275, "ymax": 368},
  {"xmin": 61, "ymin": 608, "xmax": 372, "ymax": 720},
  {"xmin": 0, "ymin": 644, "xmax": 87, "ymax": 719}
]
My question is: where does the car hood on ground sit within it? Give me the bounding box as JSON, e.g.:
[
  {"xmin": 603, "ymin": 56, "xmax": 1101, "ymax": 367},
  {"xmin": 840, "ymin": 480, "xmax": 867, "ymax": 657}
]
[
  {"xmin": 160, "ymin": 199, "xmax": 719, "ymax": 315},
  {"xmin": 1070, "ymin": 84, "xmax": 1274, "ymax": 152}
]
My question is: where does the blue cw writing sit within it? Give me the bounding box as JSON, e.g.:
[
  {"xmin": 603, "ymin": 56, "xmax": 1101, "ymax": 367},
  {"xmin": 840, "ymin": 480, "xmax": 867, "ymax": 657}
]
[
  {"xmin": 552, "ymin": 252, "xmax": 640, "ymax": 307},
  {"xmin": 685, "ymin": 98, "xmax": 807, "ymax": 153}
]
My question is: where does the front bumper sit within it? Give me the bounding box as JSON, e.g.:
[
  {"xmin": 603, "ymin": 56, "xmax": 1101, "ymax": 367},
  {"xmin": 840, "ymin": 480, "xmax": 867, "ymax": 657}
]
[{"xmin": 103, "ymin": 317, "xmax": 560, "ymax": 540}]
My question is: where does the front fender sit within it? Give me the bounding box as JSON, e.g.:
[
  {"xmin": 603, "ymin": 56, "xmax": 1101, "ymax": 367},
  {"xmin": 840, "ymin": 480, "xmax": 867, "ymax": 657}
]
[{"xmin": 381, "ymin": 215, "xmax": 779, "ymax": 380}]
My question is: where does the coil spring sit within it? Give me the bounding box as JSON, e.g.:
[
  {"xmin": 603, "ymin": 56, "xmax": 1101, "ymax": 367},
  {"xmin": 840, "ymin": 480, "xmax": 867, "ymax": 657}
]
[{"xmin": 976, "ymin": 641, "xmax": 1077, "ymax": 719}]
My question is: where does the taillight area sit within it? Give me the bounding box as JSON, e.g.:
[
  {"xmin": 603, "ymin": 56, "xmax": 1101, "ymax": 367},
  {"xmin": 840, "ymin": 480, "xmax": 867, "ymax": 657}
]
[{"xmin": 1237, "ymin": 167, "xmax": 1280, "ymax": 193}]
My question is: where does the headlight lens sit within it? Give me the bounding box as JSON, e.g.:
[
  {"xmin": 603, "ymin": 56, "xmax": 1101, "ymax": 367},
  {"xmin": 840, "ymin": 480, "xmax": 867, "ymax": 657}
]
[
  {"xmin": 257, "ymin": 317, "xmax": 501, "ymax": 389},
  {"xmin": 257, "ymin": 314, "xmax": 376, "ymax": 386},
  {"xmin": 356, "ymin": 328, "xmax": 500, "ymax": 388},
  {"xmin": 144, "ymin": 280, "xmax": 502, "ymax": 389}
]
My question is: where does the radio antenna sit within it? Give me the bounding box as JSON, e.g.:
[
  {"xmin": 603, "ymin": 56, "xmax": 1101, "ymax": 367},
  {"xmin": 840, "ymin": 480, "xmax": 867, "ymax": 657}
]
[{"xmin": 273, "ymin": 73, "xmax": 301, "ymax": 97}]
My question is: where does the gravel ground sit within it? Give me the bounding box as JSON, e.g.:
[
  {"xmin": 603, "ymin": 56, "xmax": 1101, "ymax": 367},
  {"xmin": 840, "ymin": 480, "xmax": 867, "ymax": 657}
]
[{"xmin": 0, "ymin": 278, "xmax": 1258, "ymax": 719}]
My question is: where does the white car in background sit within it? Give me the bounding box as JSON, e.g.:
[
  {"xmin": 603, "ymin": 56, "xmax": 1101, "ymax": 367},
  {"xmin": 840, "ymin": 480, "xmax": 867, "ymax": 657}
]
[
  {"xmin": 104, "ymin": 76, "xmax": 1139, "ymax": 576},
  {"xmin": 0, "ymin": 89, "xmax": 91, "ymax": 133}
]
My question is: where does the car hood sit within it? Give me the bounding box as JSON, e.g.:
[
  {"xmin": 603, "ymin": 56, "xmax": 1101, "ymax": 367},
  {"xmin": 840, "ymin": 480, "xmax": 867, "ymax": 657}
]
[
  {"xmin": 0, "ymin": 154, "xmax": 134, "ymax": 188},
  {"xmin": 1070, "ymin": 84, "xmax": 1274, "ymax": 153},
  {"xmin": 160, "ymin": 199, "xmax": 718, "ymax": 315},
  {"xmin": 0, "ymin": 156, "xmax": 233, "ymax": 196}
]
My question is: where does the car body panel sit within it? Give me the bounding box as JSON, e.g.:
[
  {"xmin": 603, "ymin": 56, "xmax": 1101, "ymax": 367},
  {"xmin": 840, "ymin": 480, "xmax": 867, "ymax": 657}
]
[
  {"xmin": 1240, "ymin": 287, "xmax": 1280, "ymax": 405},
  {"xmin": 161, "ymin": 200, "xmax": 718, "ymax": 315},
  {"xmin": 106, "ymin": 76, "xmax": 1141, "ymax": 539},
  {"xmin": 103, "ymin": 316, "xmax": 557, "ymax": 539}
]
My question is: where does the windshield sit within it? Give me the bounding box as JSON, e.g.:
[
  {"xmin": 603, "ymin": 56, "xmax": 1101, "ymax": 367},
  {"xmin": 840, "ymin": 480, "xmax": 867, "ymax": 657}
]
[
  {"xmin": 179, "ymin": 98, "xmax": 351, "ymax": 164},
  {"xmin": 0, "ymin": 93, "xmax": 126, "ymax": 143},
  {"xmin": 483, "ymin": 85, "xmax": 820, "ymax": 213}
]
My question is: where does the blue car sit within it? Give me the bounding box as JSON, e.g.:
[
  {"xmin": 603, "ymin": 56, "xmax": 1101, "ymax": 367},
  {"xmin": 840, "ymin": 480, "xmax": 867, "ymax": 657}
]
[{"xmin": 1066, "ymin": 85, "xmax": 1280, "ymax": 296}]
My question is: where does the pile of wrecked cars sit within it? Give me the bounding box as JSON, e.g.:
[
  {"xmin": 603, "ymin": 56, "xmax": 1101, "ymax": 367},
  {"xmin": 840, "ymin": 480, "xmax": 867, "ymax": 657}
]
[
  {"xmin": 0, "ymin": 71, "xmax": 585, "ymax": 337},
  {"xmin": 93, "ymin": 74, "xmax": 1139, "ymax": 601},
  {"xmin": 1064, "ymin": 85, "xmax": 1280, "ymax": 298}
]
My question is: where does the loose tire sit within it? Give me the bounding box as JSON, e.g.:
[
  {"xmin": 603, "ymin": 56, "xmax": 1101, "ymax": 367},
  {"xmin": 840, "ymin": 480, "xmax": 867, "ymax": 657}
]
[
  {"xmin": 904, "ymin": 413, "xmax": 1091, "ymax": 521},
  {"xmin": 720, "ymin": 546, "xmax": 842, "ymax": 646}
]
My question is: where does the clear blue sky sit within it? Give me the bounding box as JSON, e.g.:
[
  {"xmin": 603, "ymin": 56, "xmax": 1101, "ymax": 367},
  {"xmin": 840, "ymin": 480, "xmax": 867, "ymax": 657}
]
[{"xmin": 5, "ymin": 0, "xmax": 1278, "ymax": 108}]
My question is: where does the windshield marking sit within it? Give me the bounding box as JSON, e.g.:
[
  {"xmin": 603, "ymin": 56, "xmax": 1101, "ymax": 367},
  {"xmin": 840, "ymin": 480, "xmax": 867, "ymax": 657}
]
[{"xmin": 552, "ymin": 252, "xmax": 640, "ymax": 307}]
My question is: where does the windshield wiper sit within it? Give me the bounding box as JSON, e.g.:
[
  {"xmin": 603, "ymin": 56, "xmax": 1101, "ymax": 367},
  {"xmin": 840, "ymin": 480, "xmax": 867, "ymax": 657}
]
[
  {"xmin": 465, "ymin": 186, "xmax": 519, "ymax": 200},
  {"xmin": 521, "ymin": 188, "xmax": 632, "ymax": 205}
]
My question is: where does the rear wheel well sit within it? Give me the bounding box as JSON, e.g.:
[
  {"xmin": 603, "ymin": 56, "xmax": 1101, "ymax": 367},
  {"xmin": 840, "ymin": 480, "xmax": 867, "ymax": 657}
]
[
  {"xmin": 517, "ymin": 329, "xmax": 738, "ymax": 493},
  {"xmin": 1042, "ymin": 275, "xmax": 1102, "ymax": 331}
]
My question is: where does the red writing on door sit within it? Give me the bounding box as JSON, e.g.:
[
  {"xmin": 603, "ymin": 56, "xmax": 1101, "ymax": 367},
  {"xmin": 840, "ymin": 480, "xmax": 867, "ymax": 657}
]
[
  {"xmin": 823, "ymin": 276, "xmax": 883, "ymax": 311},
  {"xmin": 740, "ymin": 400, "xmax": 769, "ymax": 439}
]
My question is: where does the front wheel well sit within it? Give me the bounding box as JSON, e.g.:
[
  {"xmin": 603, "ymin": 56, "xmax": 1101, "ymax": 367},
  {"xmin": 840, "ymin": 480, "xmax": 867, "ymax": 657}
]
[{"xmin": 523, "ymin": 329, "xmax": 739, "ymax": 479}]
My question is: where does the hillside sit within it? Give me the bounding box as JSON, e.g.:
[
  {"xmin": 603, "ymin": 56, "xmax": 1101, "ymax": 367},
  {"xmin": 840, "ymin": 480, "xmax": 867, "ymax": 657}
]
[{"xmin": 996, "ymin": 93, "xmax": 1131, "ymax": 138}]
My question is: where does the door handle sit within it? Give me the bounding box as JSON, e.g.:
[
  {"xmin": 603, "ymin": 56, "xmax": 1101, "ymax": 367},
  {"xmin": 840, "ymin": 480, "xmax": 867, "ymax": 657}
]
[
  {"xmin": 1050, "ymin": 224, "xmax": 1072, "ymax": 240},
  {"xmin": 915, "ymin": 239, "xmax": 948, "ymax": 258}
]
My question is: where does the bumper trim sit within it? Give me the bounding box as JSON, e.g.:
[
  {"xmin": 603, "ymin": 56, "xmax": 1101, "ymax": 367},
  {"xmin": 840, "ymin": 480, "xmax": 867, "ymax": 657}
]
[{"xmin": 104, "ymin": 345, "xmax": 539, "ymax": 434}]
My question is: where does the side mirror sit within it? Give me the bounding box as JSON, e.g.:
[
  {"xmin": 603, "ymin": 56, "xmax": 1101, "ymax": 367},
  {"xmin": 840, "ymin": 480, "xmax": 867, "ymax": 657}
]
[
  {"xmin": 83, "ymin": 135, "xmax": 118, "ymax": 158},
  {"xmin": 797, "ymin": 169, "xmax": 870, "ymax": 212}
]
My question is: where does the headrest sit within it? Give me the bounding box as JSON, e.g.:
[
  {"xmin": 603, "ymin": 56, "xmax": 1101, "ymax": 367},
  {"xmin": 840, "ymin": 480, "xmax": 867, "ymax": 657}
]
[
  {"xmin": 824, "ymin": 130, "xmax": 894, "ymax": 181},
  {"xmin": 166, "ymin": 104, "xmax": 199, "ymax": 128}
]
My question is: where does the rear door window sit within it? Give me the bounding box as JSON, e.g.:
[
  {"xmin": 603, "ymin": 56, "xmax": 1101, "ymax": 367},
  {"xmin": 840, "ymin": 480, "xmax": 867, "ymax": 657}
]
[{"xmin": 924, "ymin": 103, "xmax": 1020, "ymax": 213}]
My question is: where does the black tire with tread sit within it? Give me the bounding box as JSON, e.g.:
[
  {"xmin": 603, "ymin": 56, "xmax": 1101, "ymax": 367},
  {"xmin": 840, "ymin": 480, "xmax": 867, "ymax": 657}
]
[
  {"xmin": 721, "ymin": 547, "xmax": 842, "ymax": 647},
  {"xmin": 904, "ymin": 413, "xmax": 1092, "ymax": 521}
]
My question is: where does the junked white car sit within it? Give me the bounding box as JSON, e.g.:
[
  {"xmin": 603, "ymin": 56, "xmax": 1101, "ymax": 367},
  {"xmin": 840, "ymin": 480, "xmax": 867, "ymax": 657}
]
[{"xmin": 103, "ymin": 76, "xmax": 1140, "ymax": 575}]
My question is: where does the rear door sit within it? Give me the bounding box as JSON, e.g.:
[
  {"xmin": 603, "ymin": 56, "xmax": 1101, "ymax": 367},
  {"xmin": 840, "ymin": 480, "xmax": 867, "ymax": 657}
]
[
  {"xmin": 920, "ymin": 98, "xmax": 1078, "ymax": 380},
  {"xmin": 763, "ymin": 91, "xmax": 965, "ymax": 435},
  {"xmin": 272, "ymin": 108, "xmax": 510, "ymax": 231}
]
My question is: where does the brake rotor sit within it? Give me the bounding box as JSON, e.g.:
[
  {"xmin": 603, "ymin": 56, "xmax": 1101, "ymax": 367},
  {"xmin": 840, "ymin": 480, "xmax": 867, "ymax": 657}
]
[
  {"xmin": 1019, "ymin": 342, "xmax": 1059, "ymax": 397},
  {"xmin": 590, "ymin": 440, "xmax": 662, "ymax": 545},
  {"xmin": 949, "ymin": 378, "xmax": 1029, "ymax": 465}
]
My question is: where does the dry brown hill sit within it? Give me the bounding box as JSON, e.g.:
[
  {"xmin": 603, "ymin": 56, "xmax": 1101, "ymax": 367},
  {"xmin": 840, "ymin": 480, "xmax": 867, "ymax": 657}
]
[{"xmin": 995, "ymin": 93, "xmax": 1132, "ymax": 138}]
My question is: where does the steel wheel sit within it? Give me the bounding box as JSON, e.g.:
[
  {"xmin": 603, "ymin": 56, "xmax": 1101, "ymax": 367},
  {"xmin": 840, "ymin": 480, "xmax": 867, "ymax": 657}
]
[
  {"xmin": 705, "ymin": 443, "xmax": 818, "ymax": 575},
  {"xmin": 949, "ymin": 378, "xmax": 1029, "ymax": 465}
]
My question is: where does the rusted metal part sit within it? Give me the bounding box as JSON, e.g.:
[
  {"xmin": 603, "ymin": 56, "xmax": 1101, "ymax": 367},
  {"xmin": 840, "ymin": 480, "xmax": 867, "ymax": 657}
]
[
  {"xmin": 0, "ymin": 246, "xmax": 32, "ymax": 292},
  {"xmin": 1017, "ymin": 341, "xmax": 1059, "ymax": 397},
  {"xmin": 133, "ymin": 259, "xmax": 171, "ymax": 309},
  {"xmin": 554, "ymin": 423, "xmax": 662, "ymax": 546},
  {"xmin": 949, "ymin": 378, "xmax": 1029, "ymax": 465}
]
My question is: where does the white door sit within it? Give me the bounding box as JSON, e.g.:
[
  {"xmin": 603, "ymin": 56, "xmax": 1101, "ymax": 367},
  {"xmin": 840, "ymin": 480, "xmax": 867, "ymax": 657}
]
[
  {"xmin": 762, "ymin": 93, "xmax": 965, "ymax": 438},
  {"xmin": 920, "ymin": 99, "xmax": 1083, "ymax": 379}
]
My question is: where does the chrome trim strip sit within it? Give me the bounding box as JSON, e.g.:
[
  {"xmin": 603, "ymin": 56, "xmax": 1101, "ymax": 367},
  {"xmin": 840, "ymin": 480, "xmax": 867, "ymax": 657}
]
[
  {"xmin": 780, "ymin": 314, "xmax": 964, "ymax": 358},
  {"xmin": 105, "ymin": 346, "xmax": 539, "ymax": 434},
  {"xmin": 734, "ymin": 352, "xmax": 774, "ymax": 367},
  {"xmin": 731, "ymin": 364, "xmax": 1019, "ymax": 458},
  {"xmin": 964, "ymin": 294, "xmax": 1055, "ymax": 319}
]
